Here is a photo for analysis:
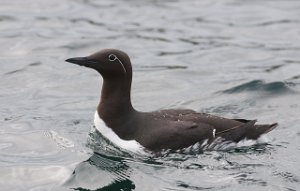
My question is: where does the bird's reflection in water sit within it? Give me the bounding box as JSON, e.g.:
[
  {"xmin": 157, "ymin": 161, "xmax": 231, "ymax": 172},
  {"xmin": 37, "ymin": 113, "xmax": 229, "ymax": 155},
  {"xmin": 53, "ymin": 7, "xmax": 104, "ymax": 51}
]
[{"xmin": 63, "ymin": 126, "xmax": 136, "ymax": 191}]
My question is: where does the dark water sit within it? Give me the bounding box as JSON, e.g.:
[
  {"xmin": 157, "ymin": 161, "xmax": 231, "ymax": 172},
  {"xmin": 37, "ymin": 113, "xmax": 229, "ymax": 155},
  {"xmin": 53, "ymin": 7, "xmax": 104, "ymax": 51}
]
[{"xmin": 1, "ymin": 0, "xmax": 300, "ymax": 190}]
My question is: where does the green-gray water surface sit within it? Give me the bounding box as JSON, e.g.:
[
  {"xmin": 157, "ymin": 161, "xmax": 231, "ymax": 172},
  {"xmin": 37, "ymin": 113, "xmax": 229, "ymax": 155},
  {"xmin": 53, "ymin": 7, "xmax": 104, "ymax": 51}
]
[{"xmin": 0, "ymin": 0, "xmax": 300, "ymax": 190}]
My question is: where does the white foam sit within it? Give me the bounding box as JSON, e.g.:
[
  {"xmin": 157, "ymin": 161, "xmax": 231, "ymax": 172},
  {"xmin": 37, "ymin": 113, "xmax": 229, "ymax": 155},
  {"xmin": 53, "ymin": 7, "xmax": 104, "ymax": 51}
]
[{"xmin": 93, "ymin": 111, "xmax": 145, "ymax": 154}]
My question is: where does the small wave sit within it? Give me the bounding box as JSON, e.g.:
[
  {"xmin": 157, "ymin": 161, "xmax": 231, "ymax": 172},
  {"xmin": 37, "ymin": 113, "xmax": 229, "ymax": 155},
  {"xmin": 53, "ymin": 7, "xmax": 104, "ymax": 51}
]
[
  {"xmin": 3, "ymin": 62, "xmax": 41, "ymax": 75},
  {"xmin": 69, "ymin": 18, "xmax": 105, "ymax": 27},
  {"xmin": 254, "ymin": 19, "xmax": 300, "ymax": 27},
  {"xmin": 46, "ymin": 130, "xmax": 74, "ymax": 148},
  {"xmin": 137, "ymin": 65, "xmax": 188, "ymax": 71},
  {"xmin": 222, "ymin": 80, "xmax": 295, "ymax": 94},
  {"xmin": 158, "ymin": 50, "xmax": 193, "ymax": 56},
  {"xmin": 63, "ymin": 151, "xmax": 136, "ymax": 191},
  {"xmin": 0, "ymin": 15, "xmax": 16, "ymax": 22}
]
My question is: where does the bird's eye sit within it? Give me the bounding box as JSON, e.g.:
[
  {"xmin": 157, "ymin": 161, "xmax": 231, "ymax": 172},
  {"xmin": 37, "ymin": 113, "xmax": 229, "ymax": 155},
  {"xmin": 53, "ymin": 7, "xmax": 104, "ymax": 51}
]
[{"xmin": 108, "ymin": 54, "xmax": 117, "ymax": 61}]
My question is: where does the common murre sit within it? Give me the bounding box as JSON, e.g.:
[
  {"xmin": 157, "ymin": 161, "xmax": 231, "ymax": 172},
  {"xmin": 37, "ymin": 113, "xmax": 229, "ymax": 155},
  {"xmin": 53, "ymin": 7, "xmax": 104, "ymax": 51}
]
[{"xmin": 66, "ymin": 49, "xmax": 278, "ymax": 152}]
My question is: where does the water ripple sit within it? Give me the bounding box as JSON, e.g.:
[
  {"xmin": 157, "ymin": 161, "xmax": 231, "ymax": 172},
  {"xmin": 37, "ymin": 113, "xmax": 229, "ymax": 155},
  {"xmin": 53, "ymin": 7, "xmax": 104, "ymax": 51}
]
[
  {"xmin": 3, "ymin": 62, "xmax": 41, "ymax": 75},
  {"xmin": 222, "ymin": 80, "xmax": 296, "ymax": 94},
  {"xmin": 0, "ymin": 15, "xmax": 16, "ymax": 22},
  {"xmin": 69, "ymin": 18, "xmax": 105, "ymax": 27},
  {"xmin": 137, "ymin": 65, "xmax": 188, "ymax": 71}
]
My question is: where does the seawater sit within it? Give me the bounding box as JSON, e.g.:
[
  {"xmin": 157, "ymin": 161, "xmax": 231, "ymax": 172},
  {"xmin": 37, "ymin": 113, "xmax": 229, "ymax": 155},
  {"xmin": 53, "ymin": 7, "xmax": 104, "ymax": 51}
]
[{"xmin": 0, "ymin": 0, "xmax": 300, "ymax": 190}]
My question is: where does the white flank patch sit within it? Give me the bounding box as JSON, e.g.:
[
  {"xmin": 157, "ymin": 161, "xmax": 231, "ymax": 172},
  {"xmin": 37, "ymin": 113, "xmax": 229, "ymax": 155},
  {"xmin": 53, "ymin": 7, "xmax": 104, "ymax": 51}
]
[
  {"xmin": 212, "ymin": 129, "xmax": 216, "ymax": 138},
  {"xmin": 93, "ymin": 111, "xmax": 145, "ymax": 154}
]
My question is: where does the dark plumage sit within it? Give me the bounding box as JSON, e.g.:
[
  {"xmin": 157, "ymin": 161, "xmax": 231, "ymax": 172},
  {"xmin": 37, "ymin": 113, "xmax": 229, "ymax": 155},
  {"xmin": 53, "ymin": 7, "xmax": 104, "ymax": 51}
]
[{"xmin": 66, "ymin": 49, "xmax": 277, "ymax": 152}]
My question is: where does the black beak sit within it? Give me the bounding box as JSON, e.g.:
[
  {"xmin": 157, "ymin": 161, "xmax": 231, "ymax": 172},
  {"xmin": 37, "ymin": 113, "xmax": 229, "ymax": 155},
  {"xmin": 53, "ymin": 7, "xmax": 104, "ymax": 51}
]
[{"xmin": 65, "ymin": 57, "xmax": 91, "ymax": 67}]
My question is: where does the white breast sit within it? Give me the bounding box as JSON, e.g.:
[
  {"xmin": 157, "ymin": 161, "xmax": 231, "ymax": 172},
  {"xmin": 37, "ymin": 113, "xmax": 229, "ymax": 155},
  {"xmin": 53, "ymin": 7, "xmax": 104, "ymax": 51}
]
[{"xmin": 93, "ymin": 111, "xmax": 145, "ymax": 154}]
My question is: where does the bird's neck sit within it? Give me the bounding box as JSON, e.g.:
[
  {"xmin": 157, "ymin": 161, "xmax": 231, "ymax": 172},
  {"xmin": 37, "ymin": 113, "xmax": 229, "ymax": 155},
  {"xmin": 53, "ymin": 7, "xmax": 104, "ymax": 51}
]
[{"xmin": 97, "ymin": 78, "xmax": 135, "ymax": 128}]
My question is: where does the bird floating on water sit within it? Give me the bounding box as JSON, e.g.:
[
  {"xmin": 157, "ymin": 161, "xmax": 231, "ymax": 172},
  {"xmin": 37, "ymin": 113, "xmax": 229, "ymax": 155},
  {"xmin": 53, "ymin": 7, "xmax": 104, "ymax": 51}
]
[{"xmin": 66, "ymin": 49, "xmax": 277, "ymax": 152}]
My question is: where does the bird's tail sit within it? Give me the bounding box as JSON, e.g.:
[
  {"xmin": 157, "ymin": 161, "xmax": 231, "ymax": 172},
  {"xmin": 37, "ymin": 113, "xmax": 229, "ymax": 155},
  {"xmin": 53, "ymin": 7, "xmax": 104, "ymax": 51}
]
[
  {"xmin": 245, "ymin": 122, "xmax": 278, "ymax": 140},
  {"xmin": 216, "ymin": 121, "xmax": 278, "ymax": 142}
]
